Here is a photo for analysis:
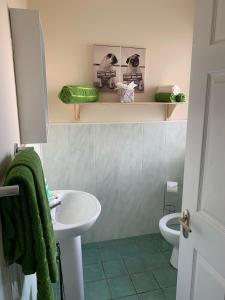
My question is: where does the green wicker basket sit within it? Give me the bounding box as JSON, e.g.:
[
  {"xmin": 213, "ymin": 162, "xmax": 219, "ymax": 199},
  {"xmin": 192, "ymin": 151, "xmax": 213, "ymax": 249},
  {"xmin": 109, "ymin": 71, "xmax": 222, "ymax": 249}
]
[{"xmin": 59, "ymin": 85, "xmax": 99, "ymax": 104}]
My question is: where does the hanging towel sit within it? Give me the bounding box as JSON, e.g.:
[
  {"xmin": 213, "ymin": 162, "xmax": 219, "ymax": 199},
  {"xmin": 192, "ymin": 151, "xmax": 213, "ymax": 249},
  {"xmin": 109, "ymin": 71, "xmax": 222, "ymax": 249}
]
[
  {"xmin": 157, "ymin": 85, "xmax": 181, "ymax": 96},
  {"xmin": 0, "ymin": 149, "xmax": 58, "ymax": 300},
  {"xmin": 155, "ymin": 92, "xmax": 176, "ymax": 103},
  {"xmin": 176, "ymin": 93, "xmax": 186, "ymax": 102},
  {"xmin": 59, "ymin": 85, "xmax": 99, "ymax": 103}
]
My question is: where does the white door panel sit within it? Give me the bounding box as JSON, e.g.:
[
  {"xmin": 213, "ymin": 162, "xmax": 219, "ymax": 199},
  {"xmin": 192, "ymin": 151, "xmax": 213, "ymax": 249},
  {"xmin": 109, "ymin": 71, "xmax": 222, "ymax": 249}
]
[
  {"xmin": 192, "ymin": 252, "xmax": 225, "ymax": 300},
  {"xmin": 211, "ymin": 0, "xmax": 225, "ymax": 43},
  {"xmin": 200, "ymin": 73, "xmax": 225, "ymax": 227},
  {"xmin": 176, "ymin": 0, "xmax": 225, "ymax": 299}
]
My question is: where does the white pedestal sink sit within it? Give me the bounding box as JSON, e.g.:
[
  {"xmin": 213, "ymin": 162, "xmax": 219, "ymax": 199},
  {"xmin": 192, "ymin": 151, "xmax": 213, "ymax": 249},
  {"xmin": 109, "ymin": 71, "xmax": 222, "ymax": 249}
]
[{"xmin": 51, "ymin": 190, "xmax": 101, "ymax": 300}]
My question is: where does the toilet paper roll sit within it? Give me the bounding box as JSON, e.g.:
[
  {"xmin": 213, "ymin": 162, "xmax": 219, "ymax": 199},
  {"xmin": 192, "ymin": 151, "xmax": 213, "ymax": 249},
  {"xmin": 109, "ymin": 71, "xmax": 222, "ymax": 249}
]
[{"xmin": 166, "ymin": 181, "xmax": 178, "ymax": 193}]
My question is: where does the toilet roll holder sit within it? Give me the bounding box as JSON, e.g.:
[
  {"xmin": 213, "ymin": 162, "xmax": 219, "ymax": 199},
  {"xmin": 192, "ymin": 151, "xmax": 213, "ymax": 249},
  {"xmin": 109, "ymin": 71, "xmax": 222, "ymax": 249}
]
[{"xmin": 163, "ymin": 181, "xmax": 178, "ymax": 215}]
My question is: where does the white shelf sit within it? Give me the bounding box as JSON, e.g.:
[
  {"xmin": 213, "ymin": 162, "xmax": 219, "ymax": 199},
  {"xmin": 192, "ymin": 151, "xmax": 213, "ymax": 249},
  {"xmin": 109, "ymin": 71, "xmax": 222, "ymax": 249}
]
[
  {"xmin": 72, "ymin": 101, "xmax": 187, "ymax": 121},
  {"xmin": 75, "ymin": 101, "xmax": 186, "ymax": 105}
]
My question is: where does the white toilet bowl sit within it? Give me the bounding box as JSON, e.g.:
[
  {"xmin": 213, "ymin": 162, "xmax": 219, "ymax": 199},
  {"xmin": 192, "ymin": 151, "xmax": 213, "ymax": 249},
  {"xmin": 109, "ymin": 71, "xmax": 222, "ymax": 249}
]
[{"xmin": 159, "ymin": 212, "xmax": 180, "ymax": 269}]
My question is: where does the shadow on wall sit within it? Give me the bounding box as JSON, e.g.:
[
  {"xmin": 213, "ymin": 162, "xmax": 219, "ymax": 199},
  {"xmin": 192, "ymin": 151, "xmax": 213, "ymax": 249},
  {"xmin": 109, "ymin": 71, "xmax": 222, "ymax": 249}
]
[
  {"xmin": 0, "ymin": 155, "xmax": 14, "ymax": 299},
  {"xmin": 0, "ymin": 155, "xmax": 12, "ymax": 183}
]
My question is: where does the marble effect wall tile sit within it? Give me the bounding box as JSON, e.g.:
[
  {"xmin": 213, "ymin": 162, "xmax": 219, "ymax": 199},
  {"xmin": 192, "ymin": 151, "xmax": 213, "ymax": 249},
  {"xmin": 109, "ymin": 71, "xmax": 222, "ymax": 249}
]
[
  {"xmin": 42, "ymin": 124, "xmax": 96, "ymax": 195},
  {"xmin": 141, "ymin": 123, "xmax": 166, "ymax": 234},
  {"xmin": 165, "ymin": 121, "xmax": 187, "ymax": 212},
  {"xmin": 84, "ymin": 124, "xmax": 143, "ymax": 242},
  {"xmin": 42, "ymin": 122, "xmax": 187, "ymax": 243}
]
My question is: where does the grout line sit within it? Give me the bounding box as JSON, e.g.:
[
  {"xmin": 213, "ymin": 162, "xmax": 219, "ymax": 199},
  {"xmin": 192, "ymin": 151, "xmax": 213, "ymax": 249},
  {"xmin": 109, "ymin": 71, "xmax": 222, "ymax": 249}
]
[
  {"xmin": 93, "ymin": 124, "xmax": 98, "ymax": 197},
  {"xmin": 82, "ymin": 234, "xmax": 177, "ymax": 297},
  {"xmin": 121, "ymin": 256, "xmax": 137, "ymax": 293},
  {"xmin": 105, "ymin": 277, "xmax": 113, "ymax": 299},
  {"xmin": 141, "ymin": 123, "xmax": 144, "ymax": 175}
]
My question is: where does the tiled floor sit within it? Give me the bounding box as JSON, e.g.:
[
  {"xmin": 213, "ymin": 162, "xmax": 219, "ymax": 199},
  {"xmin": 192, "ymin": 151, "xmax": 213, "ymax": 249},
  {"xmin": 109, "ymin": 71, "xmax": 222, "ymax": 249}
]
[{"xmin": 82, "ymin": 233, "xmax": 177, "ymax": 300}]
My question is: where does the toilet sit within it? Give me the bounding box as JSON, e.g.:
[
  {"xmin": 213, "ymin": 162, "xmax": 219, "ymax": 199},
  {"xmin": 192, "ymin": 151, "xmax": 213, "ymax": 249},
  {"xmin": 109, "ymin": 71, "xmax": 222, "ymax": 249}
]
[{"xmin": 159, "ymin": 212, "xmax": 180, "ymax": 269}]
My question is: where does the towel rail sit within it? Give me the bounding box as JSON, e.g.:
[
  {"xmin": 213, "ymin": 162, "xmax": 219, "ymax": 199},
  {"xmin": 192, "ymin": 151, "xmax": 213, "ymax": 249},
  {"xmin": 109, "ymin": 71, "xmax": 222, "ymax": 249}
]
[
  {"xmin": 0, "ymin": 144, "xmax": 35, "ymax": 199},
  {"xmin": 0, "ymin": 186, "xmax": 19, "ymax": 198},
  {"xmin": 14, "ymin": 143, "xmax": 34, "ymax": 155}
]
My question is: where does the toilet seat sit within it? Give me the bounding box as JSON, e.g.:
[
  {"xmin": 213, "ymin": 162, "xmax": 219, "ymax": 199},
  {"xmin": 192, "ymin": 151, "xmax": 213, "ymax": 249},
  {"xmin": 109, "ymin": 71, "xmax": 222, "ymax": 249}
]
[{"xmin": 159, "ymin": 213, "xmax": 180, "ymax": 237}]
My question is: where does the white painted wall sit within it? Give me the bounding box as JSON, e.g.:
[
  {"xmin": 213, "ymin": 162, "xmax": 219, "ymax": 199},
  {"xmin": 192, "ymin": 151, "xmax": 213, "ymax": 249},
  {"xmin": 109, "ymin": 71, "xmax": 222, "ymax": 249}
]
[
  {"xmin": 7, "ymin": 0, "xmax": 27, "ymax": 8},
  {"xmin": 0, "ymin": 0, "xmax": 20, "ymax": 298},
  {"xmin": 28, "ymin": 0, "xmax": 194, "ymax": 123},
  {"xmin": 0, "ymin": 0, "xmax": 20, "ymax": 180},
  {"xmin": 0, "ymin": 0, "xmax": 37, "ymax": 299}
]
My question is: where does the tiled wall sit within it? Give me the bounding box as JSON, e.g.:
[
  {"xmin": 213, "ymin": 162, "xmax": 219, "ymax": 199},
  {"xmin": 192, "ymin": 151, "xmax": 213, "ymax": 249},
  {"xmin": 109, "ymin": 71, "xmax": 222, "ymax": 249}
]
[{"xmin": 42, "ymin": 122, "xmax": 187, "ymax": 243}]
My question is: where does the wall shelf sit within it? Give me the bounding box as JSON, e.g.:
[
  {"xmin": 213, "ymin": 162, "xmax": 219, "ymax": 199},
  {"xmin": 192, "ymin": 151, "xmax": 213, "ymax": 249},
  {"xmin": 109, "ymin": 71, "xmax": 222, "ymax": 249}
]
[{"xmin": 73, "ymin": 101, "xmax": 187, "ymax": 121}]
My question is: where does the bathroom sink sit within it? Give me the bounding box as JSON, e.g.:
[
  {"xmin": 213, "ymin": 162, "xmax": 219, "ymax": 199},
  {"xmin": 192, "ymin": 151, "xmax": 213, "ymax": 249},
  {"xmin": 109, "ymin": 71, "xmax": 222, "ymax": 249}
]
[
  {"xmin": 51, "ymin": 190, "xmax": 101, "ymax": 242},
  {"xmin": 51, "ymin": 190, "xmax": 101, "ymax": 300}
]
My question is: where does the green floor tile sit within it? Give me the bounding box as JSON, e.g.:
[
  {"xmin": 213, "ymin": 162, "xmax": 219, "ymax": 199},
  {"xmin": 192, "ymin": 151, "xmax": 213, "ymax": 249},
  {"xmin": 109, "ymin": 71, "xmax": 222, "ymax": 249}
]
[
  {"xmin": 131, "ymin": 272, "xmax": 159, "ymax": 293},
  {"xmin": 82, "ymin": 242, "xmax": 99, "ymax": 250},
  {"xmin": 118, "ymin": 295, "xmax": 139, "ymax": 300},
  {"xmin": 83, "ymin": 248, "xmax": 100, "ymax": 265},
  {"xmin": 115, "ymin": 244, "xmax": 140, "ymax": 257},
  {"xmin": 95, "ymin": 239, "xmax": 118, "ymax": 249},
  {"xmin": 143, "ymin": 253, "xmax": 169, "ymax": 270},
  {"xmin": 84, "ymin": 263, "xmax": 105, "ymax": 282},
  {"xmin": 162, "ymin": 250, "xmax": 173, "ymax": 262},
  {"xmin": 85, "ymin": 279, "xmax": 111, "ymax": 300},
  {"xmin": 82, "ymin": 234, "xmax": 177, "ymax": 300},
  {"xmin": 100, "ymin": 247, "xmax": 121, "ymax": 261},
  {"xmin": 150, "ymin": 233, "xmax": 163, "ymax": 240},
  {"xmin": 137, "ymin": 238, "xmax": 162, "ymax": 254},
  {"xmin": 103, "ymin": 259, "xmax": 127, "ymax": 278},
  {"xmin": 153, "ymin": 268, "xmax": 177, "ymax": 288},
  {"xmin": 135, "ymin": 234, "xmax": 162, "ymax": 243},
  {"xmin": 139, "ymin": 290, "xmax": 166, "ymax": 300},
  {"xmin": 163, "ymin": 287, "xmax": 177, "ymax": 300},
  {"xmin": 108, "ymin": 275, "xmax": 136, "ymax": 299},
  {"xmin": 134, "ymin": 234, "xmax": 150, "ymax": 240},
  {"xmin": 160, "ymin": 240, "xmax": 173, "ymax": 252},
  {"xmin": 113, "ymin": 237, "xmax": 137, "ymax": 247},
  {"xmin": 123, "ymin": 256, "xmax": 147, "ymax": 274},
  {"xmin": 136, "ymin": 233, "xmax": 163, "ymax": 240}
]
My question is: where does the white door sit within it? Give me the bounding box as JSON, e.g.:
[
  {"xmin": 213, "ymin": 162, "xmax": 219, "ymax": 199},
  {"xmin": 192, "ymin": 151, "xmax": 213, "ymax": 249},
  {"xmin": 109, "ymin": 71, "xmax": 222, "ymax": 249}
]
[{"xmin": 176, "ymin": 0, "xmax": 225, "ymax": 299}]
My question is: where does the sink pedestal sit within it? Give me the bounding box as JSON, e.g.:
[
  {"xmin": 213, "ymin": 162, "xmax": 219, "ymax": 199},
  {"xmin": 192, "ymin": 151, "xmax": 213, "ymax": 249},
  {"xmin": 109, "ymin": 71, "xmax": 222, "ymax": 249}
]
[{"xmin": 60, "ymin": 236, "xmax": 84, "ymax": 300}]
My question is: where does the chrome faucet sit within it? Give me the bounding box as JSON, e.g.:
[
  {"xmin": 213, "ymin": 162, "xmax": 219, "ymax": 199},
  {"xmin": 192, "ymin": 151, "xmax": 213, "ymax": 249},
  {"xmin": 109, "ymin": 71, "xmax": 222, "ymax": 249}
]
[
  {"xmin": 49, "ymin": 195, "xmax": 62, "ymax": 210},
  {"xmin": 50, "ymin": 200, "xmax": 62, "ymax": 210}
]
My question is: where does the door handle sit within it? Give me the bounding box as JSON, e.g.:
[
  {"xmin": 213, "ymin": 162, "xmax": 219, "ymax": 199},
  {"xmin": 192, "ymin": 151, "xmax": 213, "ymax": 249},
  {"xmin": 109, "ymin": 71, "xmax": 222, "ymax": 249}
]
[{"xmin": 178, "ymin": 209, "xmax": 192, "ymax": 238}]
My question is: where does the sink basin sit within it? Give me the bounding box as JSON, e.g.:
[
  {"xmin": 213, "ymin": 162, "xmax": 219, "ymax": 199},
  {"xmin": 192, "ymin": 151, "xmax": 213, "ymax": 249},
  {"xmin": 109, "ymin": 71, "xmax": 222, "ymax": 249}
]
[
  {"xmin": 51, "ymin": 190, "xmax": 101, "ymax": 300},
  {"xmin": 52, "ymin": 190, "xmax": 101, "ymax": 242}
]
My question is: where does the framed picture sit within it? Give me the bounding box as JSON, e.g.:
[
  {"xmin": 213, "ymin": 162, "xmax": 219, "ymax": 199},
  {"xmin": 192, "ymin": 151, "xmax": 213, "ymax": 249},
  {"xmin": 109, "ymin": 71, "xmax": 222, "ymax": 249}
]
[
  {"xmin": 93, "ymin": 45, "xmax": 146, "ymax": 93},
  {"xmin": 93, "ymin": 45, "xmax": 121, "ymax": 92},
  {"xmin": 121, "ymin": 47, "xmax": 145, "ymax": 92}
]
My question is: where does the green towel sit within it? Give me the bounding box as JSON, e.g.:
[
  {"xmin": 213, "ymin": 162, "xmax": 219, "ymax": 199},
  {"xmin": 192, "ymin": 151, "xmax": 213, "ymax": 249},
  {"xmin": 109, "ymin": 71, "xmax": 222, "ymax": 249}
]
[
  {"xmin": 0, "ymin": 149, "xmax": 58, "ymax": 300},
  {"xmin": 176, "ymin": 93, "xmax": 186, "ymax": 102},
  {"xmin": 59, "ymin": 85, "xmax": 99, "ymax": 104},
  {"xmin": 155, "ymin": 93, "xmax": 176, "ymax": 103}
]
